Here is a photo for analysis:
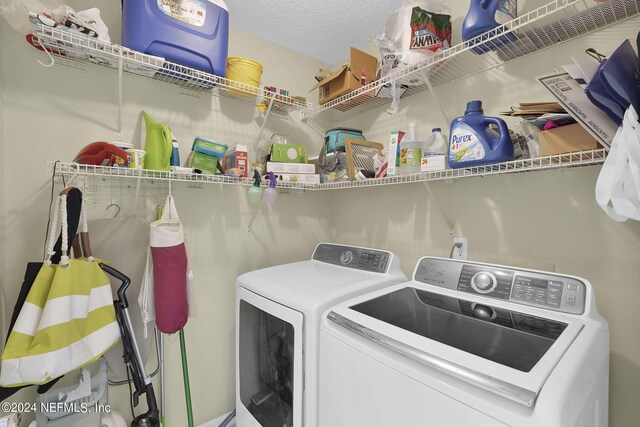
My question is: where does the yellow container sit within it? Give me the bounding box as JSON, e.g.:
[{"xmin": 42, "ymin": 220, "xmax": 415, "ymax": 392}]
[{"xmin": 226, "ymin": 57, "xmax": 263, "ymax": 98}]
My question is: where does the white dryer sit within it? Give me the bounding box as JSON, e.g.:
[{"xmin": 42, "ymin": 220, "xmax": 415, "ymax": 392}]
[
  {"xmin": 235, "ymin": 243, "xmax": 406, "ymax": 427},
  {"xmin": 319, "ymin": 257, "xmax": 609, "ymax": 427}
]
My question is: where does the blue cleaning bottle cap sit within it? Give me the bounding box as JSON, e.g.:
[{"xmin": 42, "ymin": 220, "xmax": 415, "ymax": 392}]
[
  {"xmin": 432, "ymin": 128, "xmax": 441, "ymax": 132},
  {"xmin": 465, "ymin": 100, "xmax": 483, "ymax": 114}
]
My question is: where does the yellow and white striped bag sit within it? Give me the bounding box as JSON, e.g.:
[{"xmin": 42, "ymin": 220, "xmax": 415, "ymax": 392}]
[{"xmin": 0, "ymin": 191, "xmax": 120, "ymax": 387}]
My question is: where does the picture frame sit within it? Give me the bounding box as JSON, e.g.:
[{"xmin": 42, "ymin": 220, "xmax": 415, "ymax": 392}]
[{"xmin": 344, "ymin": 138, "xmax": 384, "ymax": 181}]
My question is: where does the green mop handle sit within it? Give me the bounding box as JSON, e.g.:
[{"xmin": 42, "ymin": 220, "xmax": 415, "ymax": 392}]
[{"xmin": 180, "ymin": 329, "xmax": 195, "ymax": 427}]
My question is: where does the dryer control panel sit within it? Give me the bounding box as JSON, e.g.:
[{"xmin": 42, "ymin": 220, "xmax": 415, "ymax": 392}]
[
  {"xmin": 414, "ymin": 257, "xmax": 587, "ymax": 314},
  {"xmin": 313, "ymin": 244, "xmax": 390, "ymax": 273}
]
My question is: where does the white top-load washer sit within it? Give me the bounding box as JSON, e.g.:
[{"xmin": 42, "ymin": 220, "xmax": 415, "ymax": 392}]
[
  {"xmin": 319, "ymin": 257, "xmax": 609, "ymax": 427},
  {"xmin": 235, "ymin": 243, "xmax": 406, "ymax": 427}
]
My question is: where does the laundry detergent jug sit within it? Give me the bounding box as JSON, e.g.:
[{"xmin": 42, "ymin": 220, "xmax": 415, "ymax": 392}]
[
  {"xmin": 142, "ymin": 111, "xmax": 173, "ymax": 171},
  {"xmin": 122, "ymin": 0, "xmax": 229, "ymax": 76},
  {"xmin": 462, "ymin": 0, "xmax": 517, "ymax": 54},
  {"xmin": 448, "ymin": 100, "xmax": 514, "ymax": 168}
]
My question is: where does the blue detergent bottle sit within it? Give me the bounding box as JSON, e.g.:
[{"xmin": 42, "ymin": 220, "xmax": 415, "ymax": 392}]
[
  {"xmin": 462, "ymin": 0, "xmax": 517, "ymax": 54},
  {"xmin": 448, "ymin": 101, "xmax": 514, "ymax": 168}
]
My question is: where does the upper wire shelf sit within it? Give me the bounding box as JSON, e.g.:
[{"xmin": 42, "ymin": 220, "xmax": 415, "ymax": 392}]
[
  {"xmin": 31, "ymin": 25, "xmax": 312, "ymax": 113},
  {"xmin": 46, "ymin": 149, "xmax": 607, "ymax": 192},
  {"xmin": 304, "ymin": 0, "xmax": 640, "ymax": 120}
]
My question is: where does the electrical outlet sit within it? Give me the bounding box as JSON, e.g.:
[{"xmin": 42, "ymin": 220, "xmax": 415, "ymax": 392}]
[{"xmin": 452, "ymin": 237, "xmax": 468, "ymax": 260}]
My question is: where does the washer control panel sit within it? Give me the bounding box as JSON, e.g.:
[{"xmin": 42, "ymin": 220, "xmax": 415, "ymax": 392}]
[
  {"xmin": 512, "ymin": 276, "xmax": 563, "ymax": 308},
  {"xmin": 414, "ymin": 257, "xmax": 587, "ymax": 314},
  {"xmin": 457, "ymin": 265, "xmax": 513, "ymax": 300},
  {"xmin": 313, "ymin": 244, "xmax": 390, "ymax": 273}
]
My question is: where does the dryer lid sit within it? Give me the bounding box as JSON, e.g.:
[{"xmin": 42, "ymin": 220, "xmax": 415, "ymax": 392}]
[{"xmin": 238, "ymin": 262, "xmax": 401, "ymax": 321}]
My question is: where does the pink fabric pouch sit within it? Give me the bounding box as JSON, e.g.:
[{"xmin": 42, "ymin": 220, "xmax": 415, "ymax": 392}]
[{"xmin": 149, "ymin": 195, "xmax": 188, "ymax": 334}]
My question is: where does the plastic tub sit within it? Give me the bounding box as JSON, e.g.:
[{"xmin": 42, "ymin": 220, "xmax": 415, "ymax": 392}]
[
  {"xmin": 122, "ymin": 0, "xmax": 229, "ymax": 76},
  {"xmin": 126, "ymin": 148, "xmax": 146, "ymax": 169},
  {"xmin": 226, "ymin": 57, "xmax": 263, "ymax": 98},
  {"xmin": 36, "ymin": 358, "xmax": 108, "ymax": 426},
  {"xmin": 187, "ymin": 137, "xmax": 228, "ymax": 174}
]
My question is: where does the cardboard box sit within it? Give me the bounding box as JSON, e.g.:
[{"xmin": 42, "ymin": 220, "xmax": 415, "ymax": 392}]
[
  {"xmin": 387, "ymin": 131, "xmax": 405, "ymax": 177},
  {"xmin": 538, "ymin": 123, "xmax": 599, "ymax": 156},
  {"xmin": 270, "ymin": 144, "xmax": 308, "ymax": 163},
  {"xmin": 220, "ymin": 144, "xmax": 248, "ymax": 177},
  {"xmin": 311, "ymin": 47, "xmax": 378, "ymax": 105},
  {"xmin": 537, "ymin": 72, "xmax": 617, "ymax": 148},
  {"xmin": 266, "ymin": 162, "xmax": 316, "ymax": 174},
  {"xmin": 273, "ymin": 173, "xmax": 321, "ymax": 184}
]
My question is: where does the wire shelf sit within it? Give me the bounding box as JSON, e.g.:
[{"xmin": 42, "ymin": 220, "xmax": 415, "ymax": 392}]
[
  {"xmin": 31, "ymin": 25, "xmax": 312, "ymax": 113},
  {"xmin": 45, "ymin": 162, "xmax": 320, "ymax": 191},
  {"xmin": 318, "ymin": 148, "xmax": 607, "ymax": 190},
  {"xmin": 305, "ymin": 0, "xmax": 640, "ymax": 119},
  {"xmin": 46, "ymin": 149, "xmax": 606, "ymax": 193}
]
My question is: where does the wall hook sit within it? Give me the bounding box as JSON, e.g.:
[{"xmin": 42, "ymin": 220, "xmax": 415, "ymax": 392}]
[
  {"xmin": 65, "ymin": 162, "xmax": 81, "ymax": 188},
  {"xmin": 106, "ymin": 204, "xmax": 121, "ymax": 218},
  {"xmin": 37, "ymin": 45, "xmax": 56, "ymax": 68}
]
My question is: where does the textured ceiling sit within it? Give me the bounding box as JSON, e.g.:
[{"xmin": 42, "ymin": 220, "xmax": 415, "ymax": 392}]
[{"xmin": 227, "ymin": 0, "xmax": 406, "ymax": 65}]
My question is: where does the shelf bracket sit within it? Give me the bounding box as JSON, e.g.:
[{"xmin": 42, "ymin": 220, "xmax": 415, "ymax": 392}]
[
  {"xmin": 423, "ymin": 182, "xmax": 454, "ymax": 237},
  {"xmin": 420, "ymin": 70, "xmax": 450, "ymax": 125},
  {"xmin": 254, "ymin": 97, "xmax": 275, "ymax": 148}
]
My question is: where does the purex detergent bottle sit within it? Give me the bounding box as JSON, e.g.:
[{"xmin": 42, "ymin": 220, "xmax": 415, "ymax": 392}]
[
  {"xmin": 448, "ymin": 101, "xmax": 513, "ymax": 168},
  {"xmin": 462, "ymin": 0, "xmax": 517, "ymax": 54}
]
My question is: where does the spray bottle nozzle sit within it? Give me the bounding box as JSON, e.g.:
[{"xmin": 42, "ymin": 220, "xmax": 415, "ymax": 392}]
[
  {"xmin": 252, "ymin": 170, "xmax": 261, "ymax": 187},
  {"xmin": 266, "ymin": 172, "xmax": 276, "ymax": 188}
]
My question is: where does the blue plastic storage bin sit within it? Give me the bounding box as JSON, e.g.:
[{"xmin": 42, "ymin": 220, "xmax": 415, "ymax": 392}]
[{"xmin": 122, "ymin": 0, "xmax": 229, "ymax": 76}]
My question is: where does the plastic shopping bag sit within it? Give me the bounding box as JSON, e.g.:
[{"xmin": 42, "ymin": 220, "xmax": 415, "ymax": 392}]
[
  {"xmin": 0, "ymin": 190, "xmax": 120, "ymax": 386},
  {"xmin": 139, "ymin": 248, "xmax": 155, "ymax": 339},
  {"xmin": 595, "ymin": 106, "xmax": 640, "ymax": 221},
  {"xmin": 150, "ymin": 195, "xmax": 189, "ymax": 334},
  {"xmin": 374, "ymin": 0, "xmax": 450, "ymax": 84},
  {"xmin": 0, "ymin": 0, "xmax": 47, "ymax": 34}
]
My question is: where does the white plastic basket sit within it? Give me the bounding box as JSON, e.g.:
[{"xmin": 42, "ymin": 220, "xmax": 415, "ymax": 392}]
[{"xmin": 35, "ymin": 358, "xmax": 108, "ymax": 427}]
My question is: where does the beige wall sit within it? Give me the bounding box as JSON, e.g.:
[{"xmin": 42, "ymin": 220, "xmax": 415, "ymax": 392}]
[
  {"xmin": 0, "ymin": 1, "xmax": 331, "ymax": 425},
  {"xmin": 1, "ymin": 2, "xmax": 639, "ymax": 427},
  {"xmin": 330, "ymin": 15, "xmax": 640, "ymax": 427},
  {"xmin": 0, "ymin": 11, "xmax": 5, "ymax": 342}
]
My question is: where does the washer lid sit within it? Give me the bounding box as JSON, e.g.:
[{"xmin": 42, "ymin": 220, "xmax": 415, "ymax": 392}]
[
  {"xmin": 324, "ymin": 281, "xmax": 590, "ymax": 407},
  {"xmin": 349, "ymin": 287, "xmax": 567, "ymax": 373}
]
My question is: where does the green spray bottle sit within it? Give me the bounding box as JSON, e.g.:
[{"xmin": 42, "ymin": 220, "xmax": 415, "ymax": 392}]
[{"xmin": 142, "ymin": 111, "xmax": 173, "ymax": 171}]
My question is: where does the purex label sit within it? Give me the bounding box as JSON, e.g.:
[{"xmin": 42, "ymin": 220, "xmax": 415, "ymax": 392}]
[{"xmin": 449, "ymin": 123, "xmax": 486, "ymax": 164}]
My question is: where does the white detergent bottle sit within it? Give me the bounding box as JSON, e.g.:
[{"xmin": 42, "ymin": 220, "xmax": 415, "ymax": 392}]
[
  {"xmin": 421, "ymin": 127, "xmax": 447, "ymax": 171},
  {"xmin": 398, "ymin": 123, "xmax": 424, "ymax": 176}
]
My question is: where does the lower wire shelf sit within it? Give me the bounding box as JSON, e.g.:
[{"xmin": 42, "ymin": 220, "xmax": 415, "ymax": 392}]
[{"xmin": 46, "ymin": 149, "xmax": 607, "ymax": 192}]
